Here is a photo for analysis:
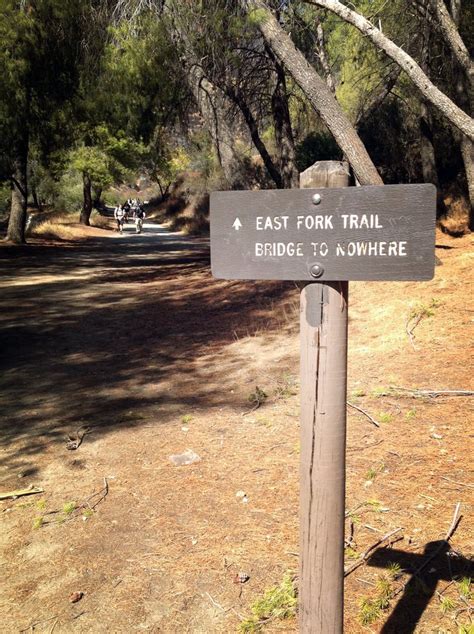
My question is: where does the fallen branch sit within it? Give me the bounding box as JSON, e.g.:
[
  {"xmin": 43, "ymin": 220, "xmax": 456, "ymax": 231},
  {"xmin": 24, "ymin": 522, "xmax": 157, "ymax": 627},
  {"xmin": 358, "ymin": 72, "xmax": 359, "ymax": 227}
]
[
  {"xmin": 205, "ymin": 592, "xmax": 231, "ymax": 614},
  {"xmin": 390, "ymin": 386, "xmax": 474, "ymax": 398},
  {"xmin": 440, "ymin": 476, "xmax": 474, "ymax": 489},
  {"xmin": 0, "ymin": 485, "xmax": 44, "ymax": 501},
  {"xmin": 39, "ymin": 478, "xmax": 109, "ymax": 526},
  {"xmin": 347, "ymin": 401, "xmax": 380, "ymax": 427},
  {"xmin": 344, "ymin": 527, "xmax": 404, "ymax": 577},
  {"xmin": 20, "ymin": 615, "xmax": 59, "ymax": 633},
  {"xmin": 80, "ymin": 477, "xmax": 109, "ymax": 512},
  {"xmin": 405, "ymin": 313, "xmax": 423, "ymax": 349}
]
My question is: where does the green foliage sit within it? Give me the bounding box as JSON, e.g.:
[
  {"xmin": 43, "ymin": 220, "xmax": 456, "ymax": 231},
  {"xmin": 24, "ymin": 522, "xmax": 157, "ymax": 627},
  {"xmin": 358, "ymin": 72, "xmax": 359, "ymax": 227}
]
[
  {"xmin": 32, "ymin": 516, "xmax": 44, "ymax": 530},
  {"xmin": 240, "ymin": 573, "xmax": 297, "ymax": 632},
  {"xmin": 344, "ymin": 547, "xmax": 359, "ymax": 559},
  {"xmin": 54, "ymin": 169, "xmax": 84, "ymax": 212},
  {"xmin": 0, "ymin": 182, "xmax": 10, "ymax": 216},
  {"xmin": 439, "ymin": 595, "xmax": 456, "ymax": 614},
  {"xmin": 408, "ymin": 299, "xmax": 442, "ymax": 322},
  {"xmin": 366, "ymin": 499, "xmax": 384, "ymax": 512},
  {"xmin": 358, "ymin": 597, "xmax": 382, "ymax": 625},
  {"xmin": 62, "ymin": 501, "xmax": 76, "ymax": 515},
  {"xmin": 457, "ymin": 577, "xmax": 472, "ymax": 600},
  {"xmin": 371, "ymin": 386, "xmax": 391, "ymax": 397},
  {"xmin": 366, "ymin": 467, "xmax": 377, "ymax": 481},
  {"xmin": 70, "ymin": 147, "xmax": 114, "ymax": 189},
  {"xmin": 248, "ymin": 387, "xmax": 268, "ymax": 406},
  {"xmin": 0, "ymin": 0, "xmax": 101, "ymax": 180},
  {"xmin": 358, "ymin": 566, "xmax": 399, "ymax": 625},
  {"xmin": 246, "ymin": 7, "xmax": 269, "ymax": 28},
  {"xmin": 295, "ymin": 132, "xmax": 342, "ymax": 172}
]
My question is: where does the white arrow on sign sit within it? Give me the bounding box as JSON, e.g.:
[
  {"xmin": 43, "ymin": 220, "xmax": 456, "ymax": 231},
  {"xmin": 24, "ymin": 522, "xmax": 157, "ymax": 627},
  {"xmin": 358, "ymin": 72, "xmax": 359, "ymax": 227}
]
[{"xmin": 232, "ymin": 218, "xmax": 242, "ymax": 231}]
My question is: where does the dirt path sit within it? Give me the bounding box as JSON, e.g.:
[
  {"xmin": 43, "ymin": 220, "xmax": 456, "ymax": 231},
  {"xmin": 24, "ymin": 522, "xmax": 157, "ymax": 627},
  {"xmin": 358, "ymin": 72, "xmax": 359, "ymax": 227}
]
[{"xmin": 1, "ymin": 226, "xmax": 473, "ymax": 633}]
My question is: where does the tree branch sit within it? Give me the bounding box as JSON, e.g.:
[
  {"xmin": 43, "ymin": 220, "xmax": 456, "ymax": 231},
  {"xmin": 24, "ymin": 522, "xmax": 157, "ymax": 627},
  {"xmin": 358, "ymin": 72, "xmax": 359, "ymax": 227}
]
[{"xmin": 304, "ymin": 0, "xmax": 474, "ymax": 141}]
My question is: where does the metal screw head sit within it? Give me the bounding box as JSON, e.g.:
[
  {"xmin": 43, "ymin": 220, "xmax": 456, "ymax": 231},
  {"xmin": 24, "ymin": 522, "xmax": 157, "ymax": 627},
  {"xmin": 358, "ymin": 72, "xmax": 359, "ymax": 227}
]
[
  {"xmin": 310, "ymin": 263, "xmax": 324, "ymax": 278},
  {"xmin": 312, "ymin": 193, "xmax": 321, "ymax": 205}
]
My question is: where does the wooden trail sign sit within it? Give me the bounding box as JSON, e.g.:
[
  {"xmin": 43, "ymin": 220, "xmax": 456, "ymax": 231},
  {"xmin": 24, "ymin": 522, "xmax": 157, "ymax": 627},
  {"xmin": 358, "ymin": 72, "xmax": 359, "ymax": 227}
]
[
  {"xmin": 210, "ymin": 164, "xmax": 437, "ymax": 633},
  {"xmin": 210, "ymin": 183, "xmax": 436, "ymax": 281}
]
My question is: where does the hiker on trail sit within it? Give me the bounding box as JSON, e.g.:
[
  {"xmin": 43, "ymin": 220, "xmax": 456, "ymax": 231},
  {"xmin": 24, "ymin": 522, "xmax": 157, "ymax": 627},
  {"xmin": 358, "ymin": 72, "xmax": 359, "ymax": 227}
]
[
  {"xmin": 123, "ymin": 200, "xmax": 131, "ymax": 222},
  {"xmin": 114, "ymin": 204, "xmax": 126, "ymax": 234},
  {"xmin": 135, "ymin": 205, "xmax": 146, "ymax": 234}
]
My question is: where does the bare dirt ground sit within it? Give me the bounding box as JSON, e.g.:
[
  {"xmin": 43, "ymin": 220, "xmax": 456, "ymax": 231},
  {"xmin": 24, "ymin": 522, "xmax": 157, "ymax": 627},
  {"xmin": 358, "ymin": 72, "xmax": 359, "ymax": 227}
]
[{"xmin": 0, "ymin": 221, "xmax": 473, "ymax": 633}]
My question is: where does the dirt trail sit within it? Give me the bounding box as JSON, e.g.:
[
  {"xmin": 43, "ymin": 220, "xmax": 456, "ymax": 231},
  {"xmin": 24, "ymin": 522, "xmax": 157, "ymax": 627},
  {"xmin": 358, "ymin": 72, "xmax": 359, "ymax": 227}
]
[{"xmin": 0, "ymin": 225, "xmax": 473, "ymax": 633}]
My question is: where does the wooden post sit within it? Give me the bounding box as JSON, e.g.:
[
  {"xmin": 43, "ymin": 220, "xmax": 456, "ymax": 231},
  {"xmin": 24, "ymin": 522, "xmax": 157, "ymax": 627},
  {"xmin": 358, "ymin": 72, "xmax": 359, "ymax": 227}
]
[{"xmin": 299, "ymin": 161, "xmax": 350, "ymax": 633}]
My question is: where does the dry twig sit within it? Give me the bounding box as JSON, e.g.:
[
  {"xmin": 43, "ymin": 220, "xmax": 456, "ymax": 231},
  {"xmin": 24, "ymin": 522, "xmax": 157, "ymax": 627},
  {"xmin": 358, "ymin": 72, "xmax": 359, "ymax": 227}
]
[
  {"xmin": 390, "ymin": 386, "xmax": 474, "ymax": 398},
  {"xmin": 0, "ymin": 485, "xmax": 44, "ymax": 500},
  {"xmin": 347, "ymin": 401, "xmax": 380, "ymax": 427},
  {"xmin": 406, "ymin": 313, "xmax": 423, "ymax": 349},
  {"xmin": 440, "ymin": 476, "xmax": 474, "ymax": 489},
  {"xmin": 19, "ymin": 615, "xmax": 59, "ymax": 633},
  {"xmin": 344, "ymin": 527, "xmax": 404, "ymax": 576}
]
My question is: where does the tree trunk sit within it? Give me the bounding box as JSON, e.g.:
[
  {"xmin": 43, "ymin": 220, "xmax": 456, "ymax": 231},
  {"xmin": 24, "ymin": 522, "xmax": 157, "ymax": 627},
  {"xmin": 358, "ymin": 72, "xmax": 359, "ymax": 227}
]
[
  {"xmin": 428, "ymin": 0, "xmax": 473, "ymax": 82},
  {"xmin": 448, "ymin": 2, "xmax": 474, "ymax": 228},
  {"xmin": 164, "ymin": 5, "xmax": 243, "ymax": 188},
  {"xmin": 419, "ymin": 101, "xmax": 446, "ymax": 215},
  {"xmin": 418, "ymin": 26, "xmax": 446, "ymax": 217},
  {"xmin": 460, "ymin": 138, "xmax": 474, "ymax": 230},
  {"xmin": 7, "ymin": 153, "xmax": 28, "ymax": 245},
  {"xmin": 80, "ymin": 172, "xmax": 93, "ymax": 226},
  {"xmin": 316, "ymin": 21, "xmax": 336, "ymax": 93},
  {"xmin": 227, "ymin": 86, "xmax": 283, "ymax": 188},
  {"xmin": 93, "ymin": 186, "xmax": 102, "ymax": 209},
  {"xmin": 31, "ymin": 185, "xmax": 42, "ymax": 212},
  {"xmin": 241, "ymin": 0, "xmax": 383, "ymax": 185},
  {"xmin": 271, "ymin": 55, "xmax": 299, "ymax": 188},
  {"xmin": 450, "ymin": 0, "xmax": 461, "ymax": 25},
  {"xmin": 304, "ymin": 0, "xmax": 474, "ymax": 141}
]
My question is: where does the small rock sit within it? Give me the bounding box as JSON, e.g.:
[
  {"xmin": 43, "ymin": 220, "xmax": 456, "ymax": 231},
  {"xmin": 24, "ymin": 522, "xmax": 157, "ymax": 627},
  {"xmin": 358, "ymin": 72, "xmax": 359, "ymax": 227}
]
[
  {"xmin": 236, "ymin": 490, "xmax": 246, "ymax": 499},
  {"xmin": 69, "ymin": 591, "xmax": 84, "ymax": 603},
  {"xmin": 234, "ymin": 572, "xmax": 250, "ymax": 584},
  {"xmin": 169, "ymin": 449, "xmax": 201, "ymax": 466}
]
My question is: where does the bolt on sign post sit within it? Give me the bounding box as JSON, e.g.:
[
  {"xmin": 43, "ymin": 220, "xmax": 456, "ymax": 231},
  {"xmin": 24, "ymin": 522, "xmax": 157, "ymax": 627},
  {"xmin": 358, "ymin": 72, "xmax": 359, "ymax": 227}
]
[{"xmin": 210, "ymin": 162, "xmax": 436, "ymax": 633}]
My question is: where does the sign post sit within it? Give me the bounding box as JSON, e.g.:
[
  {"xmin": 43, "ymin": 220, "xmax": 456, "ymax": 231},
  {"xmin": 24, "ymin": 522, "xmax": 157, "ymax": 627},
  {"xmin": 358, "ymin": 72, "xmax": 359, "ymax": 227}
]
[
  {"xmin": 299, "ymin": 162, "xmax": 349, "ymax": 634},
  {"xmin": 210, "ymin": 164, "xmax": 436, "ymax": 633}
]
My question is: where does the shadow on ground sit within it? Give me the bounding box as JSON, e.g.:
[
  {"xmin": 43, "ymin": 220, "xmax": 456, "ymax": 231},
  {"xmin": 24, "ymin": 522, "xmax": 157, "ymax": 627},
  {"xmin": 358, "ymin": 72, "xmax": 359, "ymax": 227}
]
[
  {"xmin": 367, "ymin": 541, "xmax": 473, "ymax": 633},
  {"xmin": 0, "ymin": 230, "xmax": 299, "ymax": 477}
]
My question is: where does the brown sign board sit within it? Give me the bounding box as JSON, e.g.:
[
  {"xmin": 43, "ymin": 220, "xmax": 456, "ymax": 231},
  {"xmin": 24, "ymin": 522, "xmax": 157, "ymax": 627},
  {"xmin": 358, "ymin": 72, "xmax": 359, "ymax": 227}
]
[{"xmin": 210, "ymin": 184, "xmax": 436, "ymax": 281}]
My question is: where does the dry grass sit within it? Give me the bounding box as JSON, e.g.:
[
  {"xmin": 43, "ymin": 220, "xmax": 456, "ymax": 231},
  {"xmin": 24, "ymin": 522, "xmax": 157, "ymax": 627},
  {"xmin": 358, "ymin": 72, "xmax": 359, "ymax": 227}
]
[
  {"xmin": 28, "ymin": 210, "xmax": 113, "ymax": 240},
  {"xmin": 440, "ymin": 193, "xmax": 471, "ymax": 236}
]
